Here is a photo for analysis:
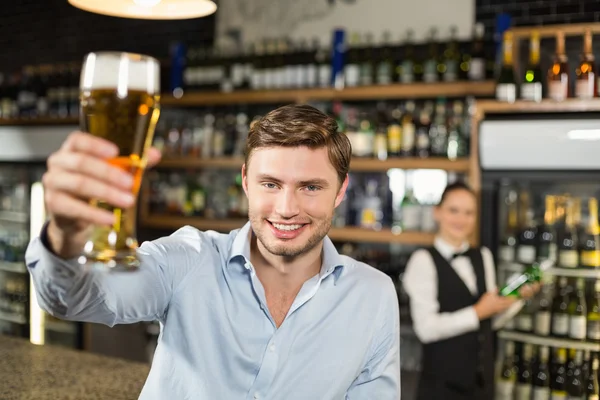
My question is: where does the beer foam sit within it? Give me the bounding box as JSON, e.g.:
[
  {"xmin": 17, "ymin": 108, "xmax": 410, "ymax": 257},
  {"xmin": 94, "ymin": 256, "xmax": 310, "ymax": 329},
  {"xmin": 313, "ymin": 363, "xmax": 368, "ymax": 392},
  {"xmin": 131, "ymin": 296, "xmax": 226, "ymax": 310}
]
[{"xmin": 81, "ymin": 52, "xmax": 160, "ymax": 94}]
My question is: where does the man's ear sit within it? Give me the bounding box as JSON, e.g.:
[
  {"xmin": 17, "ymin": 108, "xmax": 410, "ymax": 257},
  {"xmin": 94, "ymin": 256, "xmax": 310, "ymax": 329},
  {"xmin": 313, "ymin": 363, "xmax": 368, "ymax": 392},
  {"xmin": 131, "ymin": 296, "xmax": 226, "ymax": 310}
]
[
  {"xmin": 241, "ymin": 163, "xmax": 249, "ymax": 196},
  {"xmin": 334, "ymin": 174, "xmax": 349, "ymax": 208}
]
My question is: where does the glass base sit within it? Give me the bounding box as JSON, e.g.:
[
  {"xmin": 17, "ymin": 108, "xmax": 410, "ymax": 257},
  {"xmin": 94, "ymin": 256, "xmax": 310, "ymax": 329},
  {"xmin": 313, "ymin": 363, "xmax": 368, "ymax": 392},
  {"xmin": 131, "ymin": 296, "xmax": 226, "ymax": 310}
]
[{"xmin": 80, "ymin": 248, "xmax": 140, "ymax": 271}]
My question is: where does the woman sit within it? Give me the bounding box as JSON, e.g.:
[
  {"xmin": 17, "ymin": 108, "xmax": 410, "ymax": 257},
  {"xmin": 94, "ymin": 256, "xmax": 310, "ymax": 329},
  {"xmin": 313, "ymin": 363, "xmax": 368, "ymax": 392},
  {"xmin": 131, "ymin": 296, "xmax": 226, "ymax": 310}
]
[{"xmin": 403, "ymin": 182, "xmax": 538, "ymax": 400}]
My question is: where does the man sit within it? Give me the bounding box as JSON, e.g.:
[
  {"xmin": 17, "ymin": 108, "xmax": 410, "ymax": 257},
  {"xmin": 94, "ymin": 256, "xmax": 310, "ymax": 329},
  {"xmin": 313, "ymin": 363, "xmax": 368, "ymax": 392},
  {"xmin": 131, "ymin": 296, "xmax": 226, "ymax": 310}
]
[{"xmin": 26, "ymin": 104, "xmax": 400, "ymax": 399}]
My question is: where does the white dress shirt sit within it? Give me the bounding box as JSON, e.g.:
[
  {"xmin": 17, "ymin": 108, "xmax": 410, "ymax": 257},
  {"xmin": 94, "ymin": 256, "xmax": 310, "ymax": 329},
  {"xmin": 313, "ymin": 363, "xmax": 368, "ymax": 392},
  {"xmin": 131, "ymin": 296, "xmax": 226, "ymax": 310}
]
[{"xmin": 402, "ymin": 236, "xmax": 497, "ymax": 344}]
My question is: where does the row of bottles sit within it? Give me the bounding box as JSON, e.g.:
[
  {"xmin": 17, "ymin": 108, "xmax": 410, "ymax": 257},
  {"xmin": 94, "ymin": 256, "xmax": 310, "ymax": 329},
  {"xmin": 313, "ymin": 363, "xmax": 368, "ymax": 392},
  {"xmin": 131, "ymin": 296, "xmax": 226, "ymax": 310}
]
[
  {"xmin": 183, "ymin": 24, "xmax": 491, "ymax": 92},
  {"xmin": 0, "ymin": 64, "xmax": 80, "ymax": 120},
  {"xmin": 499, "ymin": 192, "xmax": 600, "ymax": 270},
  {"xmin": 0, "ymin": 273, "xmax": 27, "ymax": 317},
  {"xmin": 508, "ymin": 276, "xmax": 600, "ymax": 343},
  {"xmin": 154, "ymin": 98, "xmax": 470, "ymax": 162},
  {"xmin": 496, "ymin": 341, "xmax": 599, "ymax": 400},
  {"xmin": 497, "ymin": 29, "xmax": 599, "ymax": 102},
  {"xmin": 147, "ymin": 169, "xmax": 247, "ymax": 219}
]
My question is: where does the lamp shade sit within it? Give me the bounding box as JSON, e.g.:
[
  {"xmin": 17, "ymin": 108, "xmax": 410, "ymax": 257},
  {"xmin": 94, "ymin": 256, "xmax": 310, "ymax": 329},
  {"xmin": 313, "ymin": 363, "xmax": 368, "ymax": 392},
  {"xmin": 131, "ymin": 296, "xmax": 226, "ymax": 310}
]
[{"xmin": 68, "ymin": 0, "xmax": 217, "ymax": 20}]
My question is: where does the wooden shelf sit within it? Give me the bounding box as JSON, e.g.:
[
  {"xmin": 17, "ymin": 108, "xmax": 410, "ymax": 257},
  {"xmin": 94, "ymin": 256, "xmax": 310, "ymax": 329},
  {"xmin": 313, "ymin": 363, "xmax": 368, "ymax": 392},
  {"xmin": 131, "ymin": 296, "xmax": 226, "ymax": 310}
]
[
  {"xmin": 161, "ymin": 80, "xmax": 496, "ymax": 106},
  {"xmin": 474, "ymin": 99, "xmax": 600, "ymax": 115},
  {"xmin": 509, "ymin": 22, "xmax": 600, "ymax": 40},
  {"xmin": 0, "ymin": 117, "xmax": 79, "ymax": 126},
  {"xmin": 140, "ymin": 215, "xmax": 436, "ymax": 245},
  {"xmin": 157, "ymin": 156, "xmax": 470, "ymax": 172}
]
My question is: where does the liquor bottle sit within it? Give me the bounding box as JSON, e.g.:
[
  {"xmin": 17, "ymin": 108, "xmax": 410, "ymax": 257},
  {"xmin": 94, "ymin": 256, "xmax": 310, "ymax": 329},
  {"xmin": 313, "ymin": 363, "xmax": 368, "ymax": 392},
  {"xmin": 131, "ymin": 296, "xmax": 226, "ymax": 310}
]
[
  {"xmin": 552, "ymin": 348, "xmax": 569, "ymax": 399},
  {"xmin": 500, "ymin": 259, "xmax": 551, "ymax": 296},
  {"xmin": 567, "ymin": 350, "xmax": 585, "ymax": 399},
  {"xmin": 496, "ymin": 341, "xmax": 516, "ymax": 399},
  {"xmin": 499, "ymin": 189, "xmax": 519, "ymax": 262},
  {"xmin": 376, "ymin": 31, "xmax": 394, "ymax": 85},
  {"xmin": 569, "ymin": 278, "xmax": 588, "ymax": 340},
  {"xmin": 374, "ymin": 107, "xmax": 388, "ymax": 161},
  {"xmin": 468, "ymin": 23, "xmax": 486, "ymax": 81},
  {"xmin": 423, "ymin": 27, "xmax": 440, "ymax": 83},
  {"xmin": 521, "ymin": 30, "xmax": 543, "ymax": 102},
  {"xmin": 442, "ymin": 26, "xmax": 461, "ymax": 82},
  {"xmin": 516, "ymin": 299, "xmax": 534, "ymax": 333},
  {"xmin": 429, "ymin": 98, "xmax": 448, "ymax": 156},
  {"xmin": 534, "ymin": 346, "xmax": 552, "ymax": 399},
  {"xmin": 354, "ymin": 112, "xmax": 375, "ymax": 157},
  {"xmin": 515, "ymin": 343, "xmax": 533, "ymax": 399},
  {"xmin": 415, "ymin": 104, "xmax": 432, "ymax": 158},
  {"xmin": 359, "ymin": 33, "xmax": 375, "ymax": 86},
  {"xmin": 400, "ymin": 101, "xmax": 416, "ymax": 156},
  {"xmin": 535, "ymin": 280, "xmax": 553, "ymax": 336},
  {"xmin": 587, "ymin": 354, "xmax": 600, "ymax": 400},
  {"xmin": 397, "ymin": 29, "xmax": 416, "ymax": 84},
  {"xmin": 580, "ymin": 197, "xmax": 600, "ymax": 268},
  {"xmin": 360, "ymin": 179, "xmax": 382, "ymax": 230},
  {"xmin": 386, "ymin": 107, "xmax": 402, "ymax": 158},
  {"xmin": 552, "ymin": 277, "xmax": 570, "ymax": 338},
  {"xmin": 559, "ymin": 198, "xmax": 580, "ymax": 269},
  {"xmin": 548, "ymin": 31, "xmax": 570, "ymax": 101},
  {"xmin": 538, "ymin": 195, "xmax": 558, "ymax": 263},
  {"xmin": 588, "ymin": 279, "xmax": 600, "ymax": 342},
  {"xmin": 345, "ymin": 33, "xmax": 361, "ymax": 88},
  {"xmin": 496, "ymin": 31, "xmax": 517, "ymax": 103},
  {"xmin": 575, "ymin": 29, "xmax": 597, "ymax": 99},
  {"xmin": 401, "ymin": 181, "xmax": 422, "ymax": 231},
  {"xmin": 517, "ymin": 191, "xmax": 538, "ymax": 265}
]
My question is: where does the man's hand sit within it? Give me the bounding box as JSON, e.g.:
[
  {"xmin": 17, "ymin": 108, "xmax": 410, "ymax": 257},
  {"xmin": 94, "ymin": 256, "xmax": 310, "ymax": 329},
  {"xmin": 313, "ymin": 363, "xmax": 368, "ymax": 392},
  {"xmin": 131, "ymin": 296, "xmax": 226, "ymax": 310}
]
[{"xmin": 42, "ymin": 131, "xmax": 161, "ymax": 258}]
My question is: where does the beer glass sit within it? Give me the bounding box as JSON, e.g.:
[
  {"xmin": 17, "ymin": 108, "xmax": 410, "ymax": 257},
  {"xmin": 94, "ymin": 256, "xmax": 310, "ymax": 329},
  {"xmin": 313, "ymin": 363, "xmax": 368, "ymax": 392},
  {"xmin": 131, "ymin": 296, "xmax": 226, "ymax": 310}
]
[{"xmin": 79, "ymin": 52, "xmax": 161, "ymax": 269}]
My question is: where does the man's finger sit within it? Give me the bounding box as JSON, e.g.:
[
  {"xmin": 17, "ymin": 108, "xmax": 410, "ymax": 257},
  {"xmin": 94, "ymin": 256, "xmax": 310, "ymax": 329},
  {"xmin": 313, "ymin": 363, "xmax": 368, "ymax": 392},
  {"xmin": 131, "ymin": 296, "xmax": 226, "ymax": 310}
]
[{"xmin": 61, "ymin": 131, "xmax": 119, "ymax": 159}]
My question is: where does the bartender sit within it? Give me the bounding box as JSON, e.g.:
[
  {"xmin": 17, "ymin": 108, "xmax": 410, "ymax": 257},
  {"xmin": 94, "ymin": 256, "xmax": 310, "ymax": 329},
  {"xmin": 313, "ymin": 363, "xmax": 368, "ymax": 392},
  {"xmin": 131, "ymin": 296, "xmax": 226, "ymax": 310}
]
[{"xmin": 403, "ymin": 182, "xmax": 538, "ymax": 400}]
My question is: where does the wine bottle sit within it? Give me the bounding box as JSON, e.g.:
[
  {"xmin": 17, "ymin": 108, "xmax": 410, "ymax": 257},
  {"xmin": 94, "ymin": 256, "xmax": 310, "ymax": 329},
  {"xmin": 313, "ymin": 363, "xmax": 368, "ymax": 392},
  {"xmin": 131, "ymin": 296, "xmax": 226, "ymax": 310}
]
[
  {"xmin": 500, "ymin": 259, "xmax": 552, "ymax": 297},
  {"xmin": 569, "ymin": 278, "xmax": 588, "ymax": 340},
  {"xmin": 517, "ymin": 190, "xmax": 538, "ymax": 264},
  {"xmin": 538, "ymin": 195, "xmax": 558, "ymax": 263},
  {"xmin": 575, "ymin": 28, "xmax": 597, "ymax": 99},
  {"xmin": 500, "ymin": 189, "xmax": 519, "ymax": 262},
  {"xmin": 567, "ymin": 350, "xmax": 585, "ymax": 399},
  {"xmin": 535, "ymin": 280, "xmax": 553, "ymax": 336},
  {"xmin": 552, "ymin": 277, "xmax": 570, "ymax": 338},
  {"xmin": 516, "ymin": 343, "xmax": 533, "ymax": 399},
  {"xmin": 548, "ymin": 31, "xmax": 569, "ymax": 101},
  {"xmin": 580, "ymin": 197, "xmax": 600, "ymax": 269},
  {"xmin": 521, "ymin": 30, "xmax": 543, "ymax": 102},
  {"xmin": 588, "ymin": 280, "xmax": 600, "ymax": 342},
  {"xmin": 551, "ymin": 348, "xmax": 568, "ymax": 399},
  {"xmin": 496, "ymin": 31, "xmax": 517, "ymax": 103},
  {"xmin": 586, "ymin": 354, "xmax": 600, "ymax": 400},
  {"xmin": 497, "ymin": 341, "xmax": 516, "ymax": 399},
  {"xmin": 533, "ymin": 346, "xmax": 551, "ymax": 400},
  {"xmin": 559, "ymin": 198, "xmax": 580, "ymax": 269}
]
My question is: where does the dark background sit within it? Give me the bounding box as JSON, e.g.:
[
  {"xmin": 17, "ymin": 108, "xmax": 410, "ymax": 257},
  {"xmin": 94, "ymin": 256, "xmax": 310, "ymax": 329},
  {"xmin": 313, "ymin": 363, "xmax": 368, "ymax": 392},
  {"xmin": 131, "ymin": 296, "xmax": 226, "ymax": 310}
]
[{"xmin": 2, "ymin": 0, "xmax": 600, "ymax": 72}]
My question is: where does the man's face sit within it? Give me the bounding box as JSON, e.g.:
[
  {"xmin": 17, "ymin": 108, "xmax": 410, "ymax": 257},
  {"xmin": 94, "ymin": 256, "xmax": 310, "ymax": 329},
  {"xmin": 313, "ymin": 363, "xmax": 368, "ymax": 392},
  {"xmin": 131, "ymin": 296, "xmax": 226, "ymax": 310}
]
[{"xmin": 242, "ymin": 146, "xmax": 348, "ymax": 259}]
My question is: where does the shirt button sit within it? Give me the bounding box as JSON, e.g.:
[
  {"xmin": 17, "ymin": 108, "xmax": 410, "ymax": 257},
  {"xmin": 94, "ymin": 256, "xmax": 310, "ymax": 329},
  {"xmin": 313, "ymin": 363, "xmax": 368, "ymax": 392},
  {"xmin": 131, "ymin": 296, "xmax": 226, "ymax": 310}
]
[
  {"xmin": 254, "ymin": 393, "xmax": 260, "ymax": 400},
  {"xmin": 269, "ymin": 344, "xmax": 275, "ymax": 352}
]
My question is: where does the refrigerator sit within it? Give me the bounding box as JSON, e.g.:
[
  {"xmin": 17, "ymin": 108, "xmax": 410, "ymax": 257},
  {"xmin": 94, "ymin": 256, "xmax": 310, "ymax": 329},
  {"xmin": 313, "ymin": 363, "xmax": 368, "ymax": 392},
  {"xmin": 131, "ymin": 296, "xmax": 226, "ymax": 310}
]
[
  {"xmin": 478, "ymin": 113, "xmax": 600, "ymax": 398},
  {"xmin": 0, "ymin": 123, "xmax": 86, "ymax": 350}
]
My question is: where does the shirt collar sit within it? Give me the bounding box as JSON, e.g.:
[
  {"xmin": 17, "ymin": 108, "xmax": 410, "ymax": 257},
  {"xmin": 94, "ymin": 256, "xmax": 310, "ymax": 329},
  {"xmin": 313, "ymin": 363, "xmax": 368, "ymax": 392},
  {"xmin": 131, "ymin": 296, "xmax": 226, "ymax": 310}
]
[
  {"xmin": 228, "ymin": 221, "xmax": 345, "ymax": 283},
  {"xmin": 434, "ymin": 235, "xmax": 470, "ymax": 261}
]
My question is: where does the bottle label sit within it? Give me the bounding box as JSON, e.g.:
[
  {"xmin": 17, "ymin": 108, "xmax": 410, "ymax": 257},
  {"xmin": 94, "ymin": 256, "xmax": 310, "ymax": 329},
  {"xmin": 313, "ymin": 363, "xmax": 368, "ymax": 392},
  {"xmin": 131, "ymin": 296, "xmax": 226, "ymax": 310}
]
[
  {"xmin": 499, "ymin": 245, "xmax": 515, "ymax": 262},
  {"xmin": 588, "ymin": 395, "xmax": 599, "ymax": 400},
  {"xmin": 495, "ymin": 380, "xmax": 515, "ymax": 399},
  {"xmin": 443, "ymin": 61, "xmax": 459, "ymax": 82},
  {"xmin": 552, "ymin": 314, "xmax": 569, "ymax": 336},
  {"xmin": 360, "ymin": 208, "xmax": 377, "ymax": 228},
  {"xmin": 517, "ymin": 245, "xmax": 536, "ymax": 264},
  {"xmin": 376, "ymin": 62, "xmax": 392, "ymax": 85},
  {"xmin": 558, "ymin": 250, "xmax": 579, "ymax": 268},
  {"xmin": 306, "ymin": 64, "xmax": 318, "ymax": 88},
  {"xmin": 468, "ymin": 58, "xmax": 485, "ymax": 80},
  {"xmin": 400, "ymin": 60, "xmax": 414, "ymax": 83},
  {"xmin": 581, "ymin": 250, "xmax": 600, "ymax": 268},
  {"xmin": 534, "ymin": 311, "xmax": 551, "ymax": 336},
  {"xmin": 548, "ymin": 81, "xmax": 568, "ymax": 101},
  {"xmin": 551, "ymin": 393, "xmax": 566, "ymax": 400},
  {"xmin": 359, "ymin": 64, "xmax": 373, "ymax": 86},
  {"xmin": 344, "ymin": 64, "xmax": 360, "ymax": 87},
  {"xmin": 318, "ymin": 64, "xmax": 331, "ymax": 88},
  {"xmin": 517, "ymin": 314, "xmax": 533, "ymax": 332},
  {"xmin": 569, "ymin": 315, "xmax": 587, "ymax": 339},
  {"xmin": 352, "ymin": 132, "xmax": 375, "ymax": 157},
  {"xmin": 191, "ymin": 191, "xmax": 205, "ymax": 211},
  {"xmin": 401, "ymin": 123, "xmax": 415, "ymax": 151},
  {"xmin": 516, "ymin": 383, "xmax": 532, "ymax": 399},
  {"xmin": 575, "ymin": 77, "xmax": 595, "ymax": 99},
  {"xmin": 588, "ymin": 319, "xmax": 600, "ymax": 340},
  {"xmin": 521, "ymin": 82, "xmax": 543, "ymax": 101},
  {"xmin": 402, "ymin": 205, "xmax": 422, "ymax": 231},
  {"xmin": 416, "ymin": 129, "xmax": 430, "ymax": 150},
  {"xmin": 496, "ymin": 84, "xmax": 517, "ymax": 102},
  {"xmin": 532, "ymin": 386, "xmax": 550, "ymax": 400}
]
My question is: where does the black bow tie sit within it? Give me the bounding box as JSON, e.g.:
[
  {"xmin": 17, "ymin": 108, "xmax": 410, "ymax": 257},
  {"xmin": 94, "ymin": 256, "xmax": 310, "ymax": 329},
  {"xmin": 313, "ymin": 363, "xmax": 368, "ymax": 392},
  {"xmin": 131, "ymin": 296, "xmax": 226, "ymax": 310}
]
[{"xmin": 451, "ymin": 250, "xmax": 470, "ymax": 260}]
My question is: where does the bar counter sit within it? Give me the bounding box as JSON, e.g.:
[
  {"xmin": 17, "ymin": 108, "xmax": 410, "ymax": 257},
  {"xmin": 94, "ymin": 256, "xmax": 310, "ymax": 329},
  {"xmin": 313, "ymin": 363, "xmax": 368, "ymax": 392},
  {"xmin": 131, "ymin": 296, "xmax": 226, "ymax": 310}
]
[{"xmin": 0, "ymin": 335, "xmax": 150, "ymax": 399}]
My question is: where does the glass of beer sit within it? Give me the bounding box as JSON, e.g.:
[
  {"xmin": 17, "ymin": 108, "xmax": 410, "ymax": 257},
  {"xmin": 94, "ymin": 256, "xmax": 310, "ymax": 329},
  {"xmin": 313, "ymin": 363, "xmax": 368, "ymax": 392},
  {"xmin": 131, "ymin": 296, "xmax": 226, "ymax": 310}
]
[{"xmin": 79, "ymin": 52, "xmax": 161, "ymax": 269}]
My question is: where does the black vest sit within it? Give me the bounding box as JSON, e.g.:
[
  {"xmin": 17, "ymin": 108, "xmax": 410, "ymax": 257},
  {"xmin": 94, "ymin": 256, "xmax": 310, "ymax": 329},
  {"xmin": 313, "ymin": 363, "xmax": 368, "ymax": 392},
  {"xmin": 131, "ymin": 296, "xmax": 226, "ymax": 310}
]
[{"xmin": 416, "ymin": 247, "xmax": 494, "ymax": 400}]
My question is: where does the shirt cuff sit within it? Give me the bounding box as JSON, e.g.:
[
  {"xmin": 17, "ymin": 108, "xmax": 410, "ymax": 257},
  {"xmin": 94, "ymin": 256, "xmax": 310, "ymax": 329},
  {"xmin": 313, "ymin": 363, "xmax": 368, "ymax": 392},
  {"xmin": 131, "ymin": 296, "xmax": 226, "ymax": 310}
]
[
  {"xmin": 27, "ymin": 221, "xmax": 82, "ymax": 278},
  {"xmin": 461, "ymin": 306, "xmax": 480, "ymax": 331}
]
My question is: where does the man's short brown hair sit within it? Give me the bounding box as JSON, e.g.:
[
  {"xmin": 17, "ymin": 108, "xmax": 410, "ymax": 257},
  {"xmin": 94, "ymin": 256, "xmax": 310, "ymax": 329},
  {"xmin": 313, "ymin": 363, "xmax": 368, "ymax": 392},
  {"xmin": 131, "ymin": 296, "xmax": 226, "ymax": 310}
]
[{"xmin": 244, "ymin": 104, "xmax": 352, "ymax": 185}]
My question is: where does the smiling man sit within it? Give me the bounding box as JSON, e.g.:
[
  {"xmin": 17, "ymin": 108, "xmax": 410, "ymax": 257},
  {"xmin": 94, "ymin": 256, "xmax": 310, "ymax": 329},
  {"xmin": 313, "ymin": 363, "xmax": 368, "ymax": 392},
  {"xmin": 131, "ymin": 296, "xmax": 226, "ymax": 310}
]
[{"xmin": 25, "ymin": 104, "xmax": 400, "ymax": 399}]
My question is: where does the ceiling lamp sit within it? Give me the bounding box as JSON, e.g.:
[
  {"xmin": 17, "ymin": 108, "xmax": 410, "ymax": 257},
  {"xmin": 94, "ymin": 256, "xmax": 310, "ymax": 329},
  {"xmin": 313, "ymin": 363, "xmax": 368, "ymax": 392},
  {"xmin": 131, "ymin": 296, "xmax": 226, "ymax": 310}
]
[{"xmin": 68, "ymin": 0, "xmax": 217, "ymax": 20}]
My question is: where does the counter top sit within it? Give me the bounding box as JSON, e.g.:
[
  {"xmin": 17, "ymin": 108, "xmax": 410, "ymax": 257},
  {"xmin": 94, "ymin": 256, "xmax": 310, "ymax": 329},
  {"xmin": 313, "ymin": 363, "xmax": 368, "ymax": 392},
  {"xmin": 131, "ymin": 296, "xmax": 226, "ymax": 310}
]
[{"xmin": 0, "ymin": 334, "xmax": 150, "ymax": 399}]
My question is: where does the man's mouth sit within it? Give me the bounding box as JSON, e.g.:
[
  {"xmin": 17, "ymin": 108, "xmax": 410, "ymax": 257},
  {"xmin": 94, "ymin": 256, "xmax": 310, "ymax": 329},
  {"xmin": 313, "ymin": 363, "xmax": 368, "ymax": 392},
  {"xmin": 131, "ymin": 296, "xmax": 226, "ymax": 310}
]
[{"xmin": 270, "ymin": 222, "xmax": 305, "ymax": 231}]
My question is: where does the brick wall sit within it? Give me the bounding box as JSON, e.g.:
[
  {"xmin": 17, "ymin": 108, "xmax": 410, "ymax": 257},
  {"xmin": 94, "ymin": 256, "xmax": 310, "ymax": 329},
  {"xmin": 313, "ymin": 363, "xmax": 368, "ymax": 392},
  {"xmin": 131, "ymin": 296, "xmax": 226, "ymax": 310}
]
[{"xmin": 0, "ymin": 0, "xmax": 215, "ymax": 73}]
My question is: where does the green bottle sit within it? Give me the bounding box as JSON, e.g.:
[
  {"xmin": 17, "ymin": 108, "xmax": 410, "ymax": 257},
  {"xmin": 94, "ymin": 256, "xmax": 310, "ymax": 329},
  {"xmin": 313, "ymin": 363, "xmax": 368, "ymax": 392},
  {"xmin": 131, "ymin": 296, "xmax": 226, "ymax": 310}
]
[{"xmin": 500, "ymin": 259, "xmax": 552, "ymax": 297}]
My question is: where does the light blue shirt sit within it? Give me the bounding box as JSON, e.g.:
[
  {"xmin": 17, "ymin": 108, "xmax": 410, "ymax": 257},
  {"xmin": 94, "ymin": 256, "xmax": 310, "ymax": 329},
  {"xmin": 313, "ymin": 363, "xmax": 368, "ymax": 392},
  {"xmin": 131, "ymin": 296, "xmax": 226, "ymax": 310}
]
[{"xmin": 26, "ymin": 221, "xmax": 401, "ymax": 400}]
